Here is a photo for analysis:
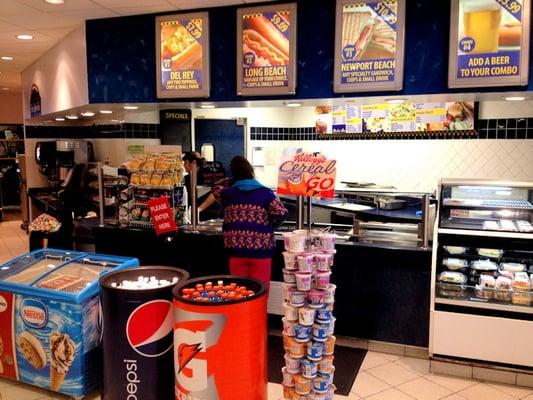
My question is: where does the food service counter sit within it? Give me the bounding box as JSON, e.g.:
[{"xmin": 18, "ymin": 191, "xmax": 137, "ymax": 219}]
[{"xmin": 92, "ymin": 226, "xmax": 431, "ymax": 347}]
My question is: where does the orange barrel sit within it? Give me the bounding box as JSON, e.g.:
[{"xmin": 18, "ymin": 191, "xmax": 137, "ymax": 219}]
[{"xmin": 173, "ymin": 275, "xmax": 267, "ymax": 400}]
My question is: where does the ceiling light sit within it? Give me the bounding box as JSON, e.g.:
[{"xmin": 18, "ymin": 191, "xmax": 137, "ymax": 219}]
[
  {"xmin": 505, "ymin": 96, "xmax": 525, "ymax": 101},
  {"xmin": 386, "ymin": 98, "xmax": 406, "ymax": 104},
  {"xmin": 123, "ymin": 105, "xmax": 138, "ymax": 110},
  {"xmin": 285, "ymin": 103, "xmax": 301, "ymax": 107},
  {"xmin": 80, "ymin": 111, "xmax": 95, "ymax": 117},
  {"xmin": 99, "ymin": 110, "xmax": 113, "ymax": 114},
  {"xmin": 200, "ymin": 104, "xmax": 215, "ymax": 109},
  {"xmin": 65, "ymin": 115, "xmax": 78, "ymax": 120},
  {"xmin": 16, "ymin": 34, "xmax": 33, "ymax": 40},
  {"xmin": 1, "ymin": 56, "xmax": 14, "ymax": 61},
  {"xmin": 55, "ymin": 117, "xmax": 65, "ymax": 121},
  {"xmin": 1, "ymin": 87, "xmax": 9, "ymax": 91},
  {"xmin": 44, "ymin": 0, "xmax": 65, "ymax": 4}
]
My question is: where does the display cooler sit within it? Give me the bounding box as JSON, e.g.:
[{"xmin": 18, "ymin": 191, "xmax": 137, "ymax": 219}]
[
  {"xmin": 429, "ymin": 179, "xmax": 533, "ymax": 367},
  {"xmin": 0, "ymin": 249, "xmax": 139, "ymax": 397}
]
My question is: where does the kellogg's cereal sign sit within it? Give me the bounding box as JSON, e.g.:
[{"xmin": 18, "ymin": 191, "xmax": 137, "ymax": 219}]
[{"xmin": 277, "ymin": 152, "xmax": 337, "ymax": 198}]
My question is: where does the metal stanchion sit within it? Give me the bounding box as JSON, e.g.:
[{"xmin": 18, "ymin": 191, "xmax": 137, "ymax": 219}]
[
  {"xmin": 296, "ymin": 195, "xmax": 304, "ymax": 230},
  {"xmin": 306, "ymin": 196, "xmax": 312, "ymax": 233},
  {"xmin": 97, "ymin": 162, "xmax": 105, "ymax": 227},
  {"xmin": 421, "ymin": 194, "xmax": 430, "ymax": 249},
  {"xmin": 190, "ymin": 166, "xmax": 198, "ymax": 231}
]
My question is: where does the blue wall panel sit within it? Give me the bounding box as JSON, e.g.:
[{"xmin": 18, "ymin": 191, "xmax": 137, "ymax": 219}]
[{"xmin": 86, "ymin": 0, "xmax": 532, "ymax": 104}]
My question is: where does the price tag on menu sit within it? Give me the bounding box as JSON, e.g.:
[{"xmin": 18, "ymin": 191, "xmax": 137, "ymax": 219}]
[{"xmin": 147, "ymin": 196, "xmax": 177, "ymax": 235}]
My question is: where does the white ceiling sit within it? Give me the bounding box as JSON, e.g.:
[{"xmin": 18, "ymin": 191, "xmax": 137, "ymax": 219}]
[{"xmin": 0, "ymin": 0, "xmax": 273, "ymax": 92}]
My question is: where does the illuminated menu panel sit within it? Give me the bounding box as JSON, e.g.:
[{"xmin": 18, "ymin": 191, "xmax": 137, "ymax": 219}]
[
  {"xmin": 156, "ymin": 12, "xmax": 210, "ymax": 98},
  {"xmin": 448, "ymin": 0, "xmax": 530, "ymax": 88},
  {"xmin": 237, "ymin": 3, "xmax": 297, "ymax": 96}
]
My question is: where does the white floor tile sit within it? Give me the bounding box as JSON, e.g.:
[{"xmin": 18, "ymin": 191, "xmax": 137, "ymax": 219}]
[
  {"xmin": 459, "ymin": 383, "xmax": 517, "ymax": 400},
  {"xmin": 367, "ymin": 361, "xmax": 420, "ymax": 387},
  {"xmin": 441, "ymin": 395, "xmax": 467, "ymax": 400},
  {"xmin": 425, "ymin": 374, "xmax": 479, "ymax": 392},
  {"xmin": 487, "ymin": 383, "xmax": 533, "ymax": 399},
  {"xmin": 395, "ymin": 357, "xmax": 431, "ymax": 376},
  {"xmin": 352, "ymin": 371, "xmax": 392, "ymax": 398},
  {"xmin": 397, "ymin": 376, "xmax": 453, "ymax": 400},
  {"xmin": 360, "ymin": 352, "xmax": 392, "ymax": 371},
  {"xmin": 364, "ymin": 387, "xmax": 415, "ymax": 400}
]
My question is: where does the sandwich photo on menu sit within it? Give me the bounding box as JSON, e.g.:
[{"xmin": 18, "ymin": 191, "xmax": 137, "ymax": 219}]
[
  {"xmin": 342, "ymin": 3, "xmax": 397, "ymax": 61},
  {"xmin": 161, "ymin": 19, "xmax": 202, "ymax": 70},
  {"xmin": 242, "ymin": 11, "xmax": 290, "ymax": 67}
]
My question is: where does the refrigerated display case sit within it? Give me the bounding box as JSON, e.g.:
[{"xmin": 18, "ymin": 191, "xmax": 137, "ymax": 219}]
[
  {"xmin": 0, "ymin": 249, "xmax": 139, "ymax": 397},
  {"xmin": 430, "ymin": 179, "xmax": 533, "ymax": 367}
]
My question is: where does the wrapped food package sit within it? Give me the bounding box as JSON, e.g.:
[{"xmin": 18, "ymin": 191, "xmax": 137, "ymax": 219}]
[
  {"xmin": 443, "ymin": 246, "xmax": 468, "ymax": 255},
  {"xmin": 471, "ymin": 259, "xmax": 498, "ymax": 271},
  {"xmin": 442, "ymin": 258, "xmax": 468, "ymax": 270},
  {"xmin": 438, "ymin": 271, "xmax": 467, "ymax": 284},
  {"xmin": 499, "ymin": 262, "xmax": 526, "ymax": 273},
  {"xmin": 29, "ymin": 214, "xmax": 61, "ymax": 233},
  {"xmin": 494, "ymin": 276, "xmax": 513, "ymax": 302},
  {"xmin": 477, "ymin": 248, "xmax": 503, "ymax": 259}
]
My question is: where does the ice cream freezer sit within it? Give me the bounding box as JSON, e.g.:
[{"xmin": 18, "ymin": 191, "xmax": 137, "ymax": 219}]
[{"xmin": 0, "ymin": 248, "xmax": 139, "ymax": 398}]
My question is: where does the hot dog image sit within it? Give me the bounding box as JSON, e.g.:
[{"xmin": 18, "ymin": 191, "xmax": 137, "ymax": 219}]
[
  {"xmin": 161, "ymin": 21, "xmax": 202, "ymax": 70},
  {"xmin": 499, "ymin": 22, "xmax": 521, "ymax": 47},
  {"xmin": 242, "ymin": 13, "xmax": 290, "ymax": 67}
]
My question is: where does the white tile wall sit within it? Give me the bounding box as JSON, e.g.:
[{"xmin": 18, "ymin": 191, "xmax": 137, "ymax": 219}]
[{"xmin": 250, "ymin": 139, "xmax": 533, "ymax": 193}]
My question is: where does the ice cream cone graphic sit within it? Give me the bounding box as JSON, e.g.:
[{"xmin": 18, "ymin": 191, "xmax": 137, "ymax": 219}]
[{"xmin": 49, "ymin": 331, "xmax": 75, "ymax": 392}]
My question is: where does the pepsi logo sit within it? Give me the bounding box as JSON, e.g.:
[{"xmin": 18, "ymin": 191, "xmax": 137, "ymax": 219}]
[
  {"xmin": 20, "ymin": 299, "xmax": 48, "ymax": 328},
  {"xmin": 126, "ymin": 300, "xmax": 173, "ymax": 358}
]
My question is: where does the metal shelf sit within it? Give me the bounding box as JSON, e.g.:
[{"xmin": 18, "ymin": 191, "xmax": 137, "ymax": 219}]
[
  {"xmin": 436, "ymin": 297, "xmax": 533, "ymax": 315},
  {"xmin": 438, "ymin": 228, "xmax": 533, "ymax": 240}
]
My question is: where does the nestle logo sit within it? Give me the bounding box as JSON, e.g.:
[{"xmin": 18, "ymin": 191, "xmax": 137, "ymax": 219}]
[{"xmin": 21, "ymin": 299, "xmax": 47, "ymax": 328}]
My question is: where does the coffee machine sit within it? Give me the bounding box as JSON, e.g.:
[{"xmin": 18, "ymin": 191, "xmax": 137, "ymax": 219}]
[{"xmin": 35, "ymin": 140, "xmax": 90, "ymax": 187}]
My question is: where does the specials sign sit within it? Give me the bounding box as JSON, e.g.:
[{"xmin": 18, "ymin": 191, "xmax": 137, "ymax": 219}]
[
  {"xmin": 449, "ymin": 0, "xmax": 531, "ymax": 88},
  {"xmin": 334, "ymin": 0, "xmax": 406, "ymax": 93},
  {"xmin": 156, "ymin": 12, "xmax": 210, "ymax": 98},
  {"xmin": 277, "ymin": 152, "xmax": 337, "ymax": 198},
  {"xmin": 237, "ymin": 3, "xmax": 297, "ymax": 96}
]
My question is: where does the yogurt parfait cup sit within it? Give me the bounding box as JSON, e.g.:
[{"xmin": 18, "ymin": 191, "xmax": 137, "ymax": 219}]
[
  {"xmin": 314, "ymin": 271, "xmax": 331, "ymax": 290},
  {"xmin": 294, "ymin": 374, "xmax": 311, "ymax": 395},
  {"xmin": 322, "ymin": 335, "xmax": 336, "ymax": 355},
  {"xmin": 307, "ymin": 288, "xmax": 325, "ymax": 308},
  {"xmin": 290, "ymin": 289, "xmax": 306, "ymax": 307},
  {"xmin": 298, "ymin": 306, "xmax": 316, "ymax": 326},
  {"xmin": 312, "ymin": 376, "xmax": 329, "ymax": 393},
  {"xmin": 289, "ymin": 234, "xmax": 306, "ymax": 253},
  {"xmin": 283, "ymin": 302, "xmax": 299, "ymax": 321},
  {"xmin": 319, "ymin": 233, "xmax": 336, "ymax": 251},
  {"xmin": 284, "ymin": 353, "xmax": 301, "ymax": 373},
  {"xmin": 324, "ymin": 284, "xmax": 336, "ymax": 303},
  {"xmin": 297, "ymin": 254, "xmax": 315, "ymax": 273},
  {"xmin": 288, "ymin": 337, "xmax": 306, "ymax": 358},
  {"xmin": 315, "ymin": 253, "xmax": 331, "ymax": 271},
  {"xmin": 283, "ymin": 232, "xmax": 295, "ymax": 251},
  {"xmin": 318, "ymin": 355, "xmax": 335, "ymax": 374},
  {"xmin": 282, "ymin": 366, "xmax": 296, "ymax": 387},
  {"xmin": 315, "ymin": 305, "xmax": 333, "ymax": 323},
  {"xmin": 294, "ymin": 324, "xmax": 312, "ymax": 342},
  {"xmin": 295, "ymin": 272, "xmax": 313, "ymax": 291},
  {"xmin": 283, "ymin": 251, "xmax": 299, "ymax": 270},
  {"xmin": 312, "ymin": 323, "xmax": 329, "ymax": 341},
  {"xmin": 306, "ymin": 341, "xmax": 324, "ymax": 361},
  {"xmin": 282, "ymin": 317, "xmax": 297, "ymax": 336},
  {"xmin": 283, "ymin": 283, "xmax": 296, "ymax": 302},
  {"xmin": 301, "ymin": 358, "xmax": 318, "ymax": 379}
]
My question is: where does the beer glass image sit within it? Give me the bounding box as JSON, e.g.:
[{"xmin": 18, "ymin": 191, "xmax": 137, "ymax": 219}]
[{"xmin": 462, "ymin": 0, "xmax": 502, "ymax": 53}]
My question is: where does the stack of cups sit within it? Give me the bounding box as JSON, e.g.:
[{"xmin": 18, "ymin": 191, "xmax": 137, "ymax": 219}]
[{"xmin": 281, "ymin": 230, "xmax": 337, "ymax": 400}]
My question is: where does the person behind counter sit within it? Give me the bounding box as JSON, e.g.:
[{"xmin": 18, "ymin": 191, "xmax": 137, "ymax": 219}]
[
  {"xmin": 213, "ymin": 156, "xmax": 288, "ymax": 290},
  {"xmin": 182, "ymin": 152, "xmax": 221, "ymax": 221}
]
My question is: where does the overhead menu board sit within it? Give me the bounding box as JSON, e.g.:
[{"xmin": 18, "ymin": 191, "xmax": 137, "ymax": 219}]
[
  {"xmin": 315, "ymin": 102, "xmax": 475, "ymax": 134},
  {"xmin": 449, "ymin": 0, "xmax": 531, "ymax": 88},
  {"xmin": 237, "ymin": 3, "xmax": 297, "ymax": 96},
  {"xmin": 156, "ymin": 12, "xmax": 210, "ymax": 98},
  {"xmin": 333, "ymin": 0, "xmax": 406, "ymax": 93}
]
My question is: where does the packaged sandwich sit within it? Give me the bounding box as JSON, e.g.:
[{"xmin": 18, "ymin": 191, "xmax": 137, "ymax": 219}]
[
  {"xmin": 512, "ymin": 272, "xmax": 531, "ymax": 291},
  {"xmin": 494, "ymin": 276, "xmax": 512, "ymax": 302},
  {"xmin": 499, "ymin": 262, "xmax": 526, "ymax": 273},
  {"xmin": 442, "ymin": 258, "xmax": 468, "ymax": 271},
  {"xmin": 471, "ymin": 259, "xmax": 498, "ymax": 271},
  {"xmin": 477, "ymin": 248, "xmax": 503, "ymax": 259},
  {"xmin": 139, "ymin": 172, "xmax": 151, "ymax": 186},
  {"xmin": 475, "ymin": 275, "xmax": 496, "ymax": 300},
  {"xmin": 438, "ymin": 271, "xmax": 467, "ymax": 285},
  {"xmin": 443, "ymin": 246, "xmax": 468, "ymax": 255},
  {"xmin": 150, "ymin": 172, "xmax": 163, "ymax": 187}
]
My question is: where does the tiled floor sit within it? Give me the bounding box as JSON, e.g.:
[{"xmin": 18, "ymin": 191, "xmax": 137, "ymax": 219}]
[{"xmin": 1, "ymin": 220, "xmax": 533, "ymax": 400}]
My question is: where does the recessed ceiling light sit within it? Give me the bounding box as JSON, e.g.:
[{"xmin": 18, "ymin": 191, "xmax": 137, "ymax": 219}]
[
  {"xmin": 16, "ymin": 34, "xmax": 33, "ymax": 40},
  {"xmin": 44, "ymin": 0, "xmax": 65, "ymax": 4},
  {"xmin": 285, "ymin": 103, "xmax": 301, "ymax": 107},
  {"xmin": 80, "ymin": 111, "xmax": 95, "ymax": 117},
  {"xmin": 1, "ymin": 56, "xmax": 14, "ymax": 61},
  {"xmin": 200, "ymin": 104, "xmax": 215, "ymax": 109},
  {"xmin": 65, "ymin": 115, "xmax": 78, "ymax": 120},
  {"xmin": 386, "ymin": 98, "xmax": 406, "ymax": 104},
  {"xmin": 99, "ymin": 110, "xmax": 113, "ymax": 114},
  {"xmin": 55, "ymin": 117, "xmax": 65, "ymax": 121},
  {"xmin": 505, "ymin": 96, "xmax": 525, "ymax": 101},
  {"xmin": 123, "ymin": 105, "xmax": 138, "ymax": 110},
  {"xmin": 1, "ymin": 87, "xmax": 9, "ymax": 91}
]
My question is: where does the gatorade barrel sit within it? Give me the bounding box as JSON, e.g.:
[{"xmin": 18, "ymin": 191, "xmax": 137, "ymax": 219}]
[
  {"xmin": 173, "ymin": 275, "xmax": 267, "ymax": 400},
  {"xmin": 99, "ymin": 266, "xmax": 189, "ymax": 400}
]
